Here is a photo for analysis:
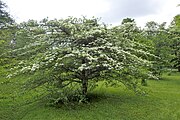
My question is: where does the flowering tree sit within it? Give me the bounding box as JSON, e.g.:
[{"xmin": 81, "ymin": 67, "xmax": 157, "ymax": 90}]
[{"xmin": 10, "ymin": 17, "xmax": 154, "ymax": 102}]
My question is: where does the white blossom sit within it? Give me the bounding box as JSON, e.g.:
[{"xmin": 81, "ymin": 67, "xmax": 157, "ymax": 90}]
[{"xmin": 31, "ymin": 64, "xmax": 40, "ymax": 71}]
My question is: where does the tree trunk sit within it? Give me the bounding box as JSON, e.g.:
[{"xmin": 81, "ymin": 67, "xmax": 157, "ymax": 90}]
[
  {"xmin": 178, "ymin": 66, "xmax": 180, "ymax": 72},
  {"xmin": 81, "ymin": 58, "xmax": 88, "ymax": 96},
  {"xmin": 82, "ymin": 78, "xmax": 88, "ymax": 96}
]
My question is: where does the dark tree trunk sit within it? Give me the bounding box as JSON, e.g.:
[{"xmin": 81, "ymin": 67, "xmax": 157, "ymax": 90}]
[
  {"xmin": 81, "ymin": 58, "xmax": 88, "ymax": 96},
  {"xmin": 178, "ymin": 66, "xmax": 180, "ymax": 72},
  {"xmin": 82, "ymin": 78, "xmax": 88, "ymax": 96}
]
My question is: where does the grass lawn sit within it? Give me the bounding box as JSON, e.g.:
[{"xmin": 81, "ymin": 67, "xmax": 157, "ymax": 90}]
[{"xmin": 0, "ymin": 68, "xmax": 180, "ymax": 120}]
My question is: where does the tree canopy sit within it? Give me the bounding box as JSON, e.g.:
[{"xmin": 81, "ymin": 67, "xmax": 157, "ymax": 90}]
[{"xmin": 7, "ymin": 17, "xmax": 157, "ymax": 103}]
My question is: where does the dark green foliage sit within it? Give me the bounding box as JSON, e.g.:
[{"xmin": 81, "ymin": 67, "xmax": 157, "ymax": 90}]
[
  {"xmin": 0, "ymin": 1, "xmax": 16, "ymax": 70},
  {"xmin": 170, "ymin": 15, "xmax": 180, "ymax": 72},
  {"xmin": 121, "ymin": 18, "xmax": 135, "ymax": 24},
  {"xmin": 0, "ymin": 0, "xmax": 13, "ymax": 28}
]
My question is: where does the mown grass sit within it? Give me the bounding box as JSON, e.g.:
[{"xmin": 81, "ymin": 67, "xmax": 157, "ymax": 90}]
[{"xmin": 0, "ymin": 67, "xmax": 180, "ymax": 120}]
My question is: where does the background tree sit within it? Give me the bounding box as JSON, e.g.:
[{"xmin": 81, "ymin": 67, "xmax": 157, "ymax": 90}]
[
  {"xmin": 0, "ymin": 0, "xmax": 13, "ymax": 27},
  {"xmin": 0, "ymin": 0, "xmax": 15, "ymax": 66},
  {"xmin": 169, "ymin": 15, "xmax": 180, "ymax": 72},
  {"xmin": 119, "ymin": 18, "xmax": 157, "ymax": 84},
  {"xmin": 121, "ymin": 18, "xmax": 135, "ymax": 25},
  {"xmin": 144, "ymin": 21, "xmax": 172, "ymax": 77}
]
